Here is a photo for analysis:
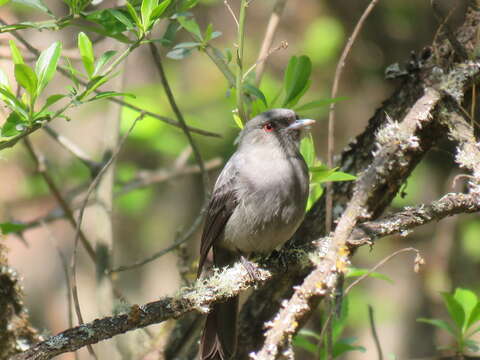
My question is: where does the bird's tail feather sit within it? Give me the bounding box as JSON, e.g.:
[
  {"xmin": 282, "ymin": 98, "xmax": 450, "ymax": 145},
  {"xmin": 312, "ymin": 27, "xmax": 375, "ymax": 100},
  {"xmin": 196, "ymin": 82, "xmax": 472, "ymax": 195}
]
[{"xmin": 200, "ymin": 295, "xmax": 239, "ymax": 360}]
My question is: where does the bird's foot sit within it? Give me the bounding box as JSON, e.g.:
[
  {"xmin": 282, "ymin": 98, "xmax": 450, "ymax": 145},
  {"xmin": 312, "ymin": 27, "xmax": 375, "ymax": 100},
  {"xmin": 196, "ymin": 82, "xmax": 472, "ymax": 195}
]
[{"xmin": 240, "ymin": 256, "xmax": 261, "ymax": 282}]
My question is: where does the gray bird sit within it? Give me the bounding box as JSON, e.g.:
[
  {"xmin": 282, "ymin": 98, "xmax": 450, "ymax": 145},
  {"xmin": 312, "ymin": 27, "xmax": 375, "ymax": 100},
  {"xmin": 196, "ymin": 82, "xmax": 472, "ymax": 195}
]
[{"xmin": 198, "ymin": 108, "xmax": 315, "ymax": 360}]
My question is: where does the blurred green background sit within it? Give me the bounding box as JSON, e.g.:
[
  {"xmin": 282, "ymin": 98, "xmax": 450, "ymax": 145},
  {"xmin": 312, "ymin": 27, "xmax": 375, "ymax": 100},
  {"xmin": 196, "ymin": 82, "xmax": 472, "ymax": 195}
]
[{"xmin": 0, "ymin": 0, "xmax": 478, "ymax": 359}]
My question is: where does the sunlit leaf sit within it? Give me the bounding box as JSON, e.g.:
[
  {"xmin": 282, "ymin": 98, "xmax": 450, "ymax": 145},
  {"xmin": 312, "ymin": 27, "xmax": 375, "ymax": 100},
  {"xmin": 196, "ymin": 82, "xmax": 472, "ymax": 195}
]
[
  {"xmin": 177, "ymin": 16, "xmax": 202, "ymax": 40},
  {"xmin": 0, "ymin": 68, "xmax": 10, "ymax": 90},
  {"xmin": 454, "ymin": 288, "xmax": 479, "ymax": 332},
  {"xmin": 12, "ymin": 0, "xmax": 53, "ymax": 15},
  {"xmin": 0, "ymin": 86, "xmax": 29, "ymax": 119},
  {"xmin": 14, "ymin": 63, "xmax": 38, "ymax": 97},
  {"xmin": 441, "ymin": 292, "xmax": 465, "ymax": 331},
  {"xmin": 150, "ymin": 0, "xmax": 172, "ymax": 21},
  {"xmin": 141, "ymin": 0, "xmax": 157, "ymax": 30},
  {"xmin": 283, "ymin": 55, "xmax": 312, "ymax": 107},
  {"xmin": 78, "ymin": 32, "xmax": 95, "ymax": 78},
  {"xmin": 166, "ymin": 47, "xmax": 192, "ymax": 60},
  {"xmin": 93, "ymin": 50, "xmax": 117, "ymax": 76},
  {"xmin": 300, "ymin": 134, "xmax": 315, "ymax": 167},
  {"xmin": 9, "ymin": 39, "xmax": 24, "ymax": 65},
  {"xmin": 35, "ymin": 41, "xmax": 62, "ymax": 93},
  {"xmin": 0, "ymin": 0, "xmax": 12, "ymax": 6}
]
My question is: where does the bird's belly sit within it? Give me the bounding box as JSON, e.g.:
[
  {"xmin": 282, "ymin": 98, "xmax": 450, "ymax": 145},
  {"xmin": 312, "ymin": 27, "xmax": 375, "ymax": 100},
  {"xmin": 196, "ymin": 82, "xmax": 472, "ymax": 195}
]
[{"xmin": 220, "ymin": 201, "xmax": 304, "ymax": 254}]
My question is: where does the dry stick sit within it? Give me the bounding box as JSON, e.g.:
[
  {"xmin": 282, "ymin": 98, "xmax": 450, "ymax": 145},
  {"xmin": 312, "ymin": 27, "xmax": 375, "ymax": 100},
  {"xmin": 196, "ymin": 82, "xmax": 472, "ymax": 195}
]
[
  {"xmin": 325, "ymin": 0, "xmax": 380, "ymax": 234},
  {"xmin": 368, "ymin": 305, "xmax": 383, "ymax": 360},
  {"xmin": 148, "ymin": 42, "xmax": 210, "ymax": 194},
  {"xmin": 0, "ymin": 18, "xmax": 219, "ymax": 139},
  {"xmin": 224, "ymin": 0, "xmax": 239, "ymax": 28},
  {"xmin": 254, "ymin": 0, "xmax": 288, "ymax": 86},
  {"xmin": 70, "ymin": 114, "xmax": 143, "ymax": 358},
  {"xmin": 12, "ymin": 192, "xmax": 480, "ymax": 360},
  {"xmin": 22, "ymin": 138, "xmax": 97, "ymax": 262},
  {"xmin": 43, "ymin": 125, "xmax": 100, "ymax": 173}
]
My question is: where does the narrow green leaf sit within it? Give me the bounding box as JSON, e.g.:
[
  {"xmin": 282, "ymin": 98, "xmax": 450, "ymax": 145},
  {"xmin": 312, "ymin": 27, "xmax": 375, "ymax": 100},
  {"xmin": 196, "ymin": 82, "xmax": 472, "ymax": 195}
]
[
  {"xmin": 417, "ymin": 318, "xmax": 457, "ymax": 337},
  {"xmin": 82, "ymin": 75, "xmax": 110, "ymax": 98},
  {"xmin": 1, "ymin": 112, "xmax": 28, "ymax": 137},
  {"xmin": 141, "ymin": 0, "xmax": 157, "ymax": 30},
  {"xmin": 109, "ymin": 9, "xmax": 135, "ymax": 29},
  {"xmin": 442, "ymin": 292, "xmax": 466, "ymax": 331},
  {"xmin": 295, "ymin": 97, "xmax": 348, "ymax": 112},
  {"xmin": 243, "ymin": 83, "xmax": 267, "ymax": 106},
  {"xmin": 14, "ymin": 63, "xmax": 38, "ymax": 97},
  {"xmin": 78, "ymin": 33, "xmax": 95, "ymax": 78},
  {"xmin": 12, "ymin": 0, "xmax": 53, "ymax": 15},
  {"xmin": 283, "ymin": 55, "xmax": 312, "ymax": 107},
  {"xmin": 151, "ymin": 0, "xmax": 172, "ymax": 20},
  {"xmin": 166, "ymin": 47, "xmax": 192, "ymax": 60},
  {"xmin": 125, "ymin": 1, "xmax": 143, "ymax": 31},
  {"xmin": 297, "ymin": 329, "xmax": 321, "ymax": 341},
  {"xmin": 0, "ymin": 86, "xmax": 29, "ymax": 119},
  {"xmin": 292, "ymin": 334, "xmax": 317, "ymax": 354},
  {"xmin": 0, "ymin": 221, "xmax": 28, "ymax": 234},
  {"xmin": 88, "ymin": 91, "xmax": 135, "ymax": 102},
  {"xmin": 93, "ymin": 51, "xmax": 117, "ymax": 77},
  {"xmin": 35, "ymin": 41, "xmax": 62, "ymax": 93},
  {"xmin": 9, "ymin": 39, "xmax": 25, "ymax": 65},
  {"xmin": 300, "ymin": 134, "xmax": 315, "ymax": 167},
  {"xmin": 38, "ymin": 94, "xmax": 66, "ymax": 114},
  {"xmin": 177, "ymin": 16, "xmax": 202, "ymax": 40},
  {"xmin": 454, "ymin": 288, "xmax": 478, "ymax": 331},
  {"xmin": 233, "ymin": 113, "xmax": 243, "ymax": 129},
  {"xmin": 204, "ymin": 23, "xmax": 213, "ymax": 41},
  {"xmin": 322, "ymin": 171, "xmax": 357, "ymax": 182},
  {"xmin": 333, "ymin": 339, "xmax": 366, "ymax": 358}
]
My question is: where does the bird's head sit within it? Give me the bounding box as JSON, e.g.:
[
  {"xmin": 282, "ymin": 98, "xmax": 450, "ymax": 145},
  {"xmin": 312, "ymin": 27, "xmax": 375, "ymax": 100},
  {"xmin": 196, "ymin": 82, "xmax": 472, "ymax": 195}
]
[{"xmin": 237, "ymin": 109, "xmax": 315, "ymax": 153}]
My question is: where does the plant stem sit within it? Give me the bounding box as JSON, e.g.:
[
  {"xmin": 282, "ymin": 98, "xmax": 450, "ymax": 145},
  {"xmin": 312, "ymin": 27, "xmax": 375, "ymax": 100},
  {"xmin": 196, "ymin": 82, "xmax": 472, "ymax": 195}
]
[{"xmin": 236, "ymin": 0, "xmax": 248, "ymax": 123}]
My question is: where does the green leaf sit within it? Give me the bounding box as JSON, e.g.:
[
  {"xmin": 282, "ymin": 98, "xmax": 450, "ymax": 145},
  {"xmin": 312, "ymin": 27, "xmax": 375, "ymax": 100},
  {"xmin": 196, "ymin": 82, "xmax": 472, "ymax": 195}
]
[
  {"xmin": 9, "ymin": 39, "xmax": 25, "ymax": 65},
  {"xmin": 333, "ymin": 338, "xmax": 366, "ymax": 358},
  {"xmin": 292, "ymin": 333, "xmax": 317, "ymax": 354},
  {"xmin": 417, "ymin": 318, "xmax": 457, "ymax": 337},
  {"xmin": 0, "ymin": 221, "xmax": 28, "ymax": 234},
  {"xmin": 0, "ymin": 86, "xmax": 29, "ymax": 119},
  {"xmin": 442, "ymin": 292, "xmax": 466, "ymax": 331},
  {"xmin": 295, "ymin": 97, "xmax": 348, "ymax": 112},
  {"xmin": 346, "ymin": 267, "xmax": 394, "ymax": 284},
  {"xmin": 300, "ymin": 134, "xmax": 315, "ymax": 167},
  {"xmin": 454, "ymin": 288, "xmax": 478, "ymax": 331},
  {"xmin": 109, "ymin": 9, "xmax": 135, "ymax": 30},
  {"xmin": 177, "ymin": 16, "xmax": 202, "ymax": 40},
  {"xmin": 82, "ymin": 75, "xmax": 110, "ymax": 98},
  {"xmin": 12, "ymin": 0, "xmax": 53, "ymax": 15},
  {"xmin": 35, "ymin": 41, "xmax": 62, "ymax": 93},
  {"xmin": 233, "ymin": 113, "xmax": 243, "ymax": 129},
  {"xmin": 243, "ymin": 83, "xmax": 267, "ymax": 106},
  {"xmin": 0, "ymin": 0, "xmax": 12, "ymax": 6},
  {"xmin": 78, "ymin": 32, "xmax": 95, "ymax": 78},
  {"xmin": 14, "ymin": 63, "xmax": 38, "ymax": 97},
  {"xmin": 283, "ymin": 55, "xmax": 312, "ymax": 107},
  {"xmin": 307, "ymin": 183, "xmax": 323, "ymax": 211},
  {"xmin": 1, "ymin": 112, "xmax": 28, "ymax": 137},
  {"xmin": 151, "ymin": 0, "xmax": 172, "ymax": 20},
  {"xmin": 88, "ymin": 91, "xmax": 135, "ymax": 101},
  {"xmin": 125, "ymin": 1, "xmax": 143, "ymax": 31},
  {"xmin": 173, "ymin": 42, "xmax": 201, "ymax": 49},
  {"xmin": 38, "ymin": 94, "xmax": 66, "ymax": 114},
  {"xmin": 465, "ymin": 339, "xmax": 480, "ymax": 352},
  {"xmin": 322, "ymin": 171, "xmax": 357, "ymax": 182},
  {"xmin": 93, "ymin": 51, "xmax": 117, "ymax": 77},
  {"xmin": 468, "ymin": 303, "xmax": 480, "ymax": 329},
  {"xmin": 141, "ymin": 0, "xmax": 157, "ymax": 30}
]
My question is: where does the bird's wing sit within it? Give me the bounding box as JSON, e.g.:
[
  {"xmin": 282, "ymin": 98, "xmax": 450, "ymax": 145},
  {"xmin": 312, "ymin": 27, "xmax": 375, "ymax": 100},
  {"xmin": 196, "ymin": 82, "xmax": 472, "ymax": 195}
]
[{"xmin": 197, "ymin": 161, "xmax": 239, "ymax": 277}]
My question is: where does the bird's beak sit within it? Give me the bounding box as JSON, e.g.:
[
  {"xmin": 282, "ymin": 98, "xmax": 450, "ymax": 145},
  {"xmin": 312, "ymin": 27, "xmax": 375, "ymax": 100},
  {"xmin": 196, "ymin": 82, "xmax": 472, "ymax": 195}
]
[{"xmin": 287, "ymin": 119, "xmax": 316, "ymax": 131}]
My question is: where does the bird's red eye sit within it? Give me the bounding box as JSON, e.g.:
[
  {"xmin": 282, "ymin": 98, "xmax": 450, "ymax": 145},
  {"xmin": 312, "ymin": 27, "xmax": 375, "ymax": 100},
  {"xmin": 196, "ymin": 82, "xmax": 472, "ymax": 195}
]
[{"xmin": 263, "ymin": 123, "xmax": 274, "ymax": 132}]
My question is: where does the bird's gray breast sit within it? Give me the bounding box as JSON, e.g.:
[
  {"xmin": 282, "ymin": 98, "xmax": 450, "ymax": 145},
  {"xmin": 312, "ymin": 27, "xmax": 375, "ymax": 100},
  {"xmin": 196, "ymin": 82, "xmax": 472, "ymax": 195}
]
[{"xmin": 220, "ymin": 148, "xmax": 309, "ymax": 254}]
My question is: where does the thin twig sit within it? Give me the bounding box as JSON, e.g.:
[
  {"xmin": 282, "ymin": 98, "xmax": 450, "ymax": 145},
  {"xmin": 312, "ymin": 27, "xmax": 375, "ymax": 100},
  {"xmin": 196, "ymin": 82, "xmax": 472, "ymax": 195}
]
[
  {"xmin": 43, "ymin": 125, "xmax": 101, "ymax": 174},
  {"xmin": 326, "ymin": 0, "xmax": 380, "ymax": 233},
  {"xmin": 254, "ymin": 0, "xmax": 288, "ymax": 85},
  {"xmin": 23, "ymin": 138, "xmax": 98, "ymax": 262},
  {"xmin": 109, "ymin": 204, "xmax": 207, "ymax": 273},
  {"xmin": 236, "ymin": 0, "xmax": 248, "ymax": 122},
  {"xmin": 368, "ymin": 305, "xmax": 383, "ymax": 360},
  {"xmin": 224, "ymin": 0, "xmax": 239, "ymax": 28},
  {"xmin": 70, "ymin": 113, "xmax": 143, "ymax": 358},
  {"xmin": 149, "ymin": 42, "xmax": 210, "ymax": 195}
]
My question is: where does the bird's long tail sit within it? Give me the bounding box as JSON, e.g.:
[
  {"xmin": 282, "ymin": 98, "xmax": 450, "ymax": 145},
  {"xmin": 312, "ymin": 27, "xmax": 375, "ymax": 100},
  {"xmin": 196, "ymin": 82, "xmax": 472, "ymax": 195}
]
[{"xmin": 200, "ymin": 295, "xmax": 239, "ymax": 360}]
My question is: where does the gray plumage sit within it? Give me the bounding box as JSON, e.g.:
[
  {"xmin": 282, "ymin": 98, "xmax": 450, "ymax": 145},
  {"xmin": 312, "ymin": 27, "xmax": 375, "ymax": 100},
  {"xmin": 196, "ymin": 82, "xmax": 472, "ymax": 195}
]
[{"xmin": 198, "ymin": 108, "xmax": 314, "ymax": 360}]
